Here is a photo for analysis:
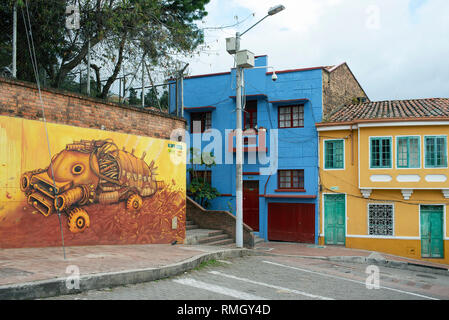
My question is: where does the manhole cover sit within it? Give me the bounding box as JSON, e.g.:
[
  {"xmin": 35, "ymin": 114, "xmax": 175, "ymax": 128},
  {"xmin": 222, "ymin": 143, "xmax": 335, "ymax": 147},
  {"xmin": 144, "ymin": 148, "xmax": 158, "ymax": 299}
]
[{"xmin": 0, "ymin": 268, "xmax": 34, "ymax": 278}]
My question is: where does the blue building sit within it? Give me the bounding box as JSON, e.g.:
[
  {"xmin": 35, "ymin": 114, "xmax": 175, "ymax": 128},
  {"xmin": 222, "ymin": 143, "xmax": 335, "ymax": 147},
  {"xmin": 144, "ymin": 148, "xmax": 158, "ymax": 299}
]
[{"xmin": 170, "ymin": 55, "xmax": 368, "ymax": 243}]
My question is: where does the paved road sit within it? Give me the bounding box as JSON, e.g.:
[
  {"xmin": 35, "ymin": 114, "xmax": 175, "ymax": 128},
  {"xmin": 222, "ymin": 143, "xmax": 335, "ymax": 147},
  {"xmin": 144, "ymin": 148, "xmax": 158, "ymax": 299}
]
[{"xmin": 46, "ymin": 255, "xmax": 449, "ymax": 300}]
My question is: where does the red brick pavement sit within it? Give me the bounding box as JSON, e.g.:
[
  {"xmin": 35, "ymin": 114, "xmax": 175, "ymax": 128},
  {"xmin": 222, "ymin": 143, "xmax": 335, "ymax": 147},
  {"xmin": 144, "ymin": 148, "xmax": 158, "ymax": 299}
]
[{"xmin": 1, "ymin": 242, "xmax": 448, "ymax": 289}]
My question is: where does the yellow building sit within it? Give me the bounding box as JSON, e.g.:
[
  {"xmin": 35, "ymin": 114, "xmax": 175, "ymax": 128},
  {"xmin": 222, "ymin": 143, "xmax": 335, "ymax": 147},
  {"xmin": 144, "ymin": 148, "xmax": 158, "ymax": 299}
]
[{"xmin": 317, "ymin": 98, "xmax": 449, "ymax": 265}]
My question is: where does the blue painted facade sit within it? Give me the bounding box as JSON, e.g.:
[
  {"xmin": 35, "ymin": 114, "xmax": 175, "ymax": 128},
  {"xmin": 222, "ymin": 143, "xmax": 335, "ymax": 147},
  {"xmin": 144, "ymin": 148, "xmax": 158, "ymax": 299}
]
[{"xmin": 169, "ymin": 56, "xmax": 325, "ymax": 243}]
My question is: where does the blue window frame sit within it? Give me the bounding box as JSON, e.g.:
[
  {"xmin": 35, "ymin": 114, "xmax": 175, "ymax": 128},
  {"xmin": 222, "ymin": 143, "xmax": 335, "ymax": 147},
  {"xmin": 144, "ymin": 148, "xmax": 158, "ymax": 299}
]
[
  {"xmin": 397, "ymin": 136, "xmax": 420, "ymax": 168},
  {"xmin": 370, "ymin": 137, "xmax": 392, "ymax": 169},
  {"xmin": 324, "ymin": 140, "xmax": 344, "ymax": 169},
  {"xmin": 424, "ymin": 136, "xmax": 447, "ymax": 168}
]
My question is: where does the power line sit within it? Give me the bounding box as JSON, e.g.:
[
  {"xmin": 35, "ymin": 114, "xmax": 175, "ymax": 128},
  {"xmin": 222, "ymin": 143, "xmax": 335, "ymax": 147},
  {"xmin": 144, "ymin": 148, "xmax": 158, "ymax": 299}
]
[{"xmin": 22, "ymin": 0, "xmax": 66, "ymax": 259}]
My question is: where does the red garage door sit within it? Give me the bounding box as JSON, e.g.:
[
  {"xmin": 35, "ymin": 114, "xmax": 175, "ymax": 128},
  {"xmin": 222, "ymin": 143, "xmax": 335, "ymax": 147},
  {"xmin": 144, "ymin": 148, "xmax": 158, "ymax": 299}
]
[{"xmin": 268, "ymin": 203, "xmax": 315, "ymax": 243}]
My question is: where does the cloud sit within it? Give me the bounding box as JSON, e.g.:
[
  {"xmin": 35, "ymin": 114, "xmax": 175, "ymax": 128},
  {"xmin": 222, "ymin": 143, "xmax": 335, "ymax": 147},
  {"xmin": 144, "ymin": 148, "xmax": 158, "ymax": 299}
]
[{"xmin": 187, "ymin": 0, "xmax": 449, "ymax": 101}]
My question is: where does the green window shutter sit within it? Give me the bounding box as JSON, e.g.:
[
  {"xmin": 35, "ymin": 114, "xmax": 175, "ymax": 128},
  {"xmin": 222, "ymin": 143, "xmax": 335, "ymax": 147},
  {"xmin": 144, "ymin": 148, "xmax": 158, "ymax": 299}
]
[
  {"xmin": 370, "ymin": 137, "xmax": 392, "ymax": 168},
  {"xmin": 397, "ymin": 137, "xmax": 420, "ymax": 168},
  {"xmin": 425, "ymin": 136, "xmax": 447, "ymax": 168},
  {"xmin": 325, "ymin": 140, "xmax": 344, "ymax": 169}
]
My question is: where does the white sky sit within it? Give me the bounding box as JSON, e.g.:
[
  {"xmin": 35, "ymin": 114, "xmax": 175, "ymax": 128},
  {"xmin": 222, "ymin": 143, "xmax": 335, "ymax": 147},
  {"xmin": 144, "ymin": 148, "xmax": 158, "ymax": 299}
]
[{"xmin": 184, "ymin": 0, "xmax": 449, "ymax": 101}]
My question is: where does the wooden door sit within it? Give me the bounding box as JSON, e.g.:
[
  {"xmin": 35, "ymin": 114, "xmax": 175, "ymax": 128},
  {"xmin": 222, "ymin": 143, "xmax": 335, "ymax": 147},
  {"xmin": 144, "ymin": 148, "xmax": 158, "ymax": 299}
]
[
  {"xmin": 243, "ymin": 181, "xmax": 259, "ymax": 231},
  {"xmin": 421, "ymin": 205, "xmax": 444, "ymax": 258},
  {"xmin": 324, "ymin": 194, "xmax": 346, "ymax": 245}
]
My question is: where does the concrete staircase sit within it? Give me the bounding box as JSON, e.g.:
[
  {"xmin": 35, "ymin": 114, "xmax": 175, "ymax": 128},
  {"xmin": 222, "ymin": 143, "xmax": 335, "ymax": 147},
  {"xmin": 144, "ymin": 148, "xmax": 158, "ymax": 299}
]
[
  {"xmin": 185, "ymin": 219, "xmax": 235, "ymax": 247},
  {"xmin": 253, "ymin": 234, "xmax": 265, "ymax": 246}
]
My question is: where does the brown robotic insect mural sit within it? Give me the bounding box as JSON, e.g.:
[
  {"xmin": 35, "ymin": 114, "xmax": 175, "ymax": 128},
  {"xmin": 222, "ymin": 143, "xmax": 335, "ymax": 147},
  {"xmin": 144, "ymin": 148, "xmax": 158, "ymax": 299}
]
[{"xmin": 20, "ymin": 139, "xmax": 164, "ymax": 233}]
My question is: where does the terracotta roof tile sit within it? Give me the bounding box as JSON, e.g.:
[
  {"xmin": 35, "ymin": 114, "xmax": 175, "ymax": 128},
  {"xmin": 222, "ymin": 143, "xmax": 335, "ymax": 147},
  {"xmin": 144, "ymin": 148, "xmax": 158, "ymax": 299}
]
[{"xmin": 323, "ymin": 98, "xmax": 449, "ymax": 123}]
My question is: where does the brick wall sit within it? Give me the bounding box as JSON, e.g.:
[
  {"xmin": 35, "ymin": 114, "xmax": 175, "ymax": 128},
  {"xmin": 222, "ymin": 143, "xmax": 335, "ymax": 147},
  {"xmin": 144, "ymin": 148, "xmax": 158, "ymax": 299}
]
[
  {"xmin": 322, "ymin": 63, "xmax": 369, "ymax": 119},
  {"xmin": 0, "ymin": 77, "xmax": 185, "ymax": 138},
  {"xmin": 186, "ymin": 197, "xmax": 255, "ymax": 248}
]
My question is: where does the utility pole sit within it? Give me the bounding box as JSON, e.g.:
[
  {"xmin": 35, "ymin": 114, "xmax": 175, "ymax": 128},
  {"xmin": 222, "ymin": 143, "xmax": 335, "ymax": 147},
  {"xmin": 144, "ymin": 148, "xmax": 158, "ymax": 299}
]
[
  {"xmin": 87, "ymin": 40, "xmax": 91, "ymax": 95},
  {"xmin": 141, "ymin": 63, "xmax": 145, "ymax": 108},
  {"xmin": 12, "ymin": 1, "xmax": 17, "ymax": 78},
  {"xmin": 180, "ymin": 63, "xmax": 189, "ymax": 118},
  {"xmin": 234, "ymin": 32, "xmax": 244, "ymax": 248},
  {"xmin": 227, "ymin": 5, "xmax": 285, "ymax": 248}
]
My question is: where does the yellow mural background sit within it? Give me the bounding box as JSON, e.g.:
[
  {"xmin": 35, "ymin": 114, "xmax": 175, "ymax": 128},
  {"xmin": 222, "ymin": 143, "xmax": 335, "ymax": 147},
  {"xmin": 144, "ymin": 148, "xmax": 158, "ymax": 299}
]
[{"xmin": 0, "ymin": 115, "xmax": 186, "ymax": 230}]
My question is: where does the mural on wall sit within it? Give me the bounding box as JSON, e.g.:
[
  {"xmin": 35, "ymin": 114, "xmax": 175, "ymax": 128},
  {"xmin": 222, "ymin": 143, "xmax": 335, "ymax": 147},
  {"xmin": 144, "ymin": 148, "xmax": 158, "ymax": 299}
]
[
  {"xmin": 21, "ymin": 139, "xmax": 165, "ymax": 233},
  {"xmin": 0, "ymin": 116, "xmax": 186, "ymax": 248}
]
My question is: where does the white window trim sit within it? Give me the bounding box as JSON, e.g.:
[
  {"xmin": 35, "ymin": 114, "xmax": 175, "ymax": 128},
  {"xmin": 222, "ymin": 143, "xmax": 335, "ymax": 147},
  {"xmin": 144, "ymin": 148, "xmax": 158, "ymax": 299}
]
[
  {"xmin": 368, "ymin": 136, "xmax": 394, "ymax": 170},
  {"xmin": 423, "ymin": 135, "xmax": 449, "ymax": 169},
  {"xmin": 323, "ymin": 139, "xmax": 345, "ymax": 171},
  {"xmin": 367, "ymin": 202, "xmax": 395, "ymax": 237}
]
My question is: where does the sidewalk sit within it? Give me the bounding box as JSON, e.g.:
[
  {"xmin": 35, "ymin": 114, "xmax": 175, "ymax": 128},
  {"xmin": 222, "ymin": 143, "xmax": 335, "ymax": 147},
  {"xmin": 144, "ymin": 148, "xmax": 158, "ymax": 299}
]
[
  {"xmin": 0, "ymin": 243, "xmax": 249, "ymax": 300},
  {"xmin": 1, "ymin": 241, "xmax": 448, "ymax": 300}
]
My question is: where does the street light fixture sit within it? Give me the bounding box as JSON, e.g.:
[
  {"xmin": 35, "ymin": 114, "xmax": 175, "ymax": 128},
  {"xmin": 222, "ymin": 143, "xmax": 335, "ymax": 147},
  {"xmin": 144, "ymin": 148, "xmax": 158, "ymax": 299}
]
[
  {"xmin": 268, "ymin": 4, "xmax": 286, "ymax": 16},
  {"xmin": 228, "ymin": 5, "xmax": 285, "ymax": 248}
]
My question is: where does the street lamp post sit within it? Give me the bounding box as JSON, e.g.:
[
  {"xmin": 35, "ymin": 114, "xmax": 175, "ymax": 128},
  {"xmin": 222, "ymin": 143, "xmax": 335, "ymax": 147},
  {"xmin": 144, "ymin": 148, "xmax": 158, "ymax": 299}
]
[{"xmin": 230, "ymin": 5, "xmax": 285, "ymax": 248}]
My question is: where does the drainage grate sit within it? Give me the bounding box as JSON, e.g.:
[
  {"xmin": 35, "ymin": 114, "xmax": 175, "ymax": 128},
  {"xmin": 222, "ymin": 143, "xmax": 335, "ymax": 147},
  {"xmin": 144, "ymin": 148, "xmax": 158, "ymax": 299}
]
[{"xmin": 0, "ymin": 268, "xmax": 34, "ymax": 278}]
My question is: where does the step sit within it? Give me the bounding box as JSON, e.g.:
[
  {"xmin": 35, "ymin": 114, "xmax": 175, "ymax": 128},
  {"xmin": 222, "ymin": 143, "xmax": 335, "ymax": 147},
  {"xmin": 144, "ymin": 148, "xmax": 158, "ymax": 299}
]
[
  {"xmin": 186, "ymin": 224, "xmax": 199, "ymax": 230},
  {"xmin": 186, "ymin": 220, "xmax": 195, "ymax": 226},
  {"xmin": 254, "ymin": 236, "xmax": 265, "ymax": 245},
  {"xmin": 207, "ymin": 238, "xmax": 235, "ymax": 246},
  {"xmin": 184, "ymin": 229, "xmax": 225, "ymax": 245},
  {"xmin": 207, "ymin": 230, "xmax": 225, "ymax": 237},
  {"xmin": 198, "ymin": 234, "xmax": 230, "ymax": 244}
]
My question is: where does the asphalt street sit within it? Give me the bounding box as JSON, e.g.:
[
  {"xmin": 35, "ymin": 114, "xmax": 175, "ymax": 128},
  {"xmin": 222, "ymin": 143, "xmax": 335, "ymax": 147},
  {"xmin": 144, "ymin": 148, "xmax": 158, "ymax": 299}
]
[{"xmin": 46, "ymin": 255, "xmax": 449, "ymax": 300}]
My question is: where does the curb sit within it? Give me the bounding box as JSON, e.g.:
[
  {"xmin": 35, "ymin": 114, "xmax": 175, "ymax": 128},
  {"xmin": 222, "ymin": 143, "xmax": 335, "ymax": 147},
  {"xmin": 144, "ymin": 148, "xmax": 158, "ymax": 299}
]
[
  {"xmin": 252, "ymin": 251, "xmax": 449, "ymax": 276},
  {"xmin": 0, "ymin": 248, "xmax": 251, "ymax": 300}
]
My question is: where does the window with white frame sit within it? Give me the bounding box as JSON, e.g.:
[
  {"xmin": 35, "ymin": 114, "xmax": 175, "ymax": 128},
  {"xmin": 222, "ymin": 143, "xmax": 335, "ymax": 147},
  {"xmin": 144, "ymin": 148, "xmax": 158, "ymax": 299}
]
[
  {"xmin": 397, "ymin": 136, "xmax": 420, "ymax": 168},
  {"xmin": 424, "ymin": 136, "xmax": 447, "ymax": 168},
  {"xmin": 368, "ymin": 204, "xmax": 394, "ymax": 236},
  {"xmin": 370, "ymin": 137, "xmax": 392, "ymax": 169},
  {"xmin": 324, "ymin": 139, "xmax": 344, "ymax": 169}
]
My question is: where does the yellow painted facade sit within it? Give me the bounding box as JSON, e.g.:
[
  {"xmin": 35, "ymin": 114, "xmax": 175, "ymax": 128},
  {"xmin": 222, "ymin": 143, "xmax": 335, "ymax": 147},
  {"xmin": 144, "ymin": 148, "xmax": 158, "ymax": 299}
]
[{"xmin": 318, "ymin": 123, "xmax": 449, "ymax": 265}]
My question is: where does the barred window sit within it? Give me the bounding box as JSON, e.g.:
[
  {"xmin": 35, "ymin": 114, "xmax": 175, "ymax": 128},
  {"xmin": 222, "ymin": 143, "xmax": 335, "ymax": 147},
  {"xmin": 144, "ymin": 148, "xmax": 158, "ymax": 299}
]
[
  {"xmin": 278, "ymin": 170, "xmax": 304, "ymax": 189},
  {"xmin": 368, "ymin": 204, "xmax": 394, "ymax": 236},
  {"xmin": 190, "ymin": 170, "xmax": 212, "ymax": 185},
  {"xmin": 191, "ymin": 112, "xmax": 212, "ymax": 133},
  {"xmin": 278, "ymin": 105, "xmax": 304, "ymax": 128}
]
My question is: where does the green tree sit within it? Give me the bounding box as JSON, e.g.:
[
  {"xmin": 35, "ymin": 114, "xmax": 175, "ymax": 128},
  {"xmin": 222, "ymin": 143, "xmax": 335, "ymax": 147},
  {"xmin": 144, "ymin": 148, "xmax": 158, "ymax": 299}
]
[
  {"xmin": 128, "ymin": 87, "xmax": 141, "ymax": 106},
  {"xmin": 144, "ymin": 88, "xmax": 168, "ymax": 110},
  {"xmin": 144, "ymin": 89, "xmax": 159, "ymax": 108},
  {"xmin": 0, "ymin": 0, "xmax": 210, "ymax": 98},
  {"xmin": 159, "ymin": 90, "xmax": 169, "ymax": 110}
]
